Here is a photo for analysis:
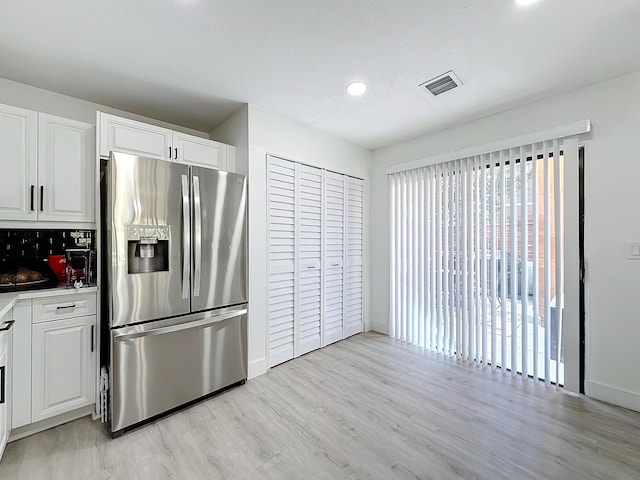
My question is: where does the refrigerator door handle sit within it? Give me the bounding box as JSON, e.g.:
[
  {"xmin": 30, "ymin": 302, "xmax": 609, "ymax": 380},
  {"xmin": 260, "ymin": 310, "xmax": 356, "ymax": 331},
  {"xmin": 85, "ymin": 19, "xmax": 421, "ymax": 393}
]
[
  {"xmin": 193, "ymin": 175, "xmax": 202, "ymax": 297},
  {"xmin": 181, "ymin": 174, "xmax": 190, "ymax": 300},
  {"xmin": 113, "ymin": 308, "xmax": 247, "ymax": 341}
]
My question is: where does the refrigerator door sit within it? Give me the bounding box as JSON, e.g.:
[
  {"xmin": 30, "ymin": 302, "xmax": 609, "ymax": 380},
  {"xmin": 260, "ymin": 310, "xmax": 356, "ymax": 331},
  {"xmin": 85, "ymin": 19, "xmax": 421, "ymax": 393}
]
[
  {"xmin": 110, "ymin": 305, "xmax": 247, "ymax": 434},
  {"xmin": 191, "ymin": 167, "xmax": 247, "ymax": 312},
  {"xmin": 108, "ymin": 152, "xmax": 191, "ymax": 328}
]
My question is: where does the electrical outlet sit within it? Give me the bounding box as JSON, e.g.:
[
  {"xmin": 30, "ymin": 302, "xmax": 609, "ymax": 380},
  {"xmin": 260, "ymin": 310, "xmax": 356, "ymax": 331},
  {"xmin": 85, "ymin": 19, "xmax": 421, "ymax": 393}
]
[{"xmin": 627, "ymin": 242, "xmax": 640, "ymax": 260}]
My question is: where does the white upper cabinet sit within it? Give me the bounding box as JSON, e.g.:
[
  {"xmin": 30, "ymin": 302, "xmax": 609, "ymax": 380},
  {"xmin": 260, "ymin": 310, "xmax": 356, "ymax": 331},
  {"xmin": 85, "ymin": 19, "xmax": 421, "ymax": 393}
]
[
  {"xmin": 99, "ymin": 112, "xmax": 233, "ymax": 171},
  {"xmin": 0, "ymin": 104, "xmax": 38, "ymax": 221},
  {"xmin": 172, "ymin": 132, "xmax": 228, "ymax": 170},
  {"xmin": 99, "ymin": 112, "xmax": 172, "ymax": 160},
  {"xmin": 38, "ymin": 114, "xmax": 94, "ymax": 223},
  {"xmin": 0, "ymin": 104, "xmax": 94, "ymax": 224}
]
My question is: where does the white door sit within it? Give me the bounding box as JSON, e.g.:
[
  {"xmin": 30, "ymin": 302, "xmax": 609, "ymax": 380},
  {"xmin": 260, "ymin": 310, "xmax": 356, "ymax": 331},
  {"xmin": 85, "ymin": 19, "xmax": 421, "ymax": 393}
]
[
  {"xmin": 344, "ymin": 177, "xmax": 364, "ymax": 338},
  {"xmin": 31, "ymin": 315, "xmax": 96, "ymax": 422},
  {"xmin": 99, "ymin": 112, "xmax": 172, "ymax": 160},
  {"xmin": 0, "ymin": 321, "xmax": 10, "ymax": 461},
  {"xmin": 267, "ymin": 157, "xmax": 296, "ymax": 367},
  {"xmin": 173, "ymin": 132, "xmax": 227, "ymax": 170},
  {"xmin": 0, "ymin": 104, "xmax": 37, "ymax": 221},
  {"xmin": 296, "ymin": 165, "xmax": 323, "ymax": 355},
  {"xmin": 38, "ymin": 114, "xmax": 95, "ymax": 223},
  {"xmin": 11, "ymin": 300, "xmax": 31, "ymax": 429},
  {"xmin": 323, "ymin": 171, "xmax": 345, "ymax": 346}
]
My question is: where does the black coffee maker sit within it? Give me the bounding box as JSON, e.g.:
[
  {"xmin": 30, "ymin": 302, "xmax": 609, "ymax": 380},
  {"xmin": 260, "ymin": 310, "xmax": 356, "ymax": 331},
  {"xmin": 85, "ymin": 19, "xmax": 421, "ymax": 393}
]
[{"xmin": 65, "ymin": 248, "xmax": 92, "ymax": 288}]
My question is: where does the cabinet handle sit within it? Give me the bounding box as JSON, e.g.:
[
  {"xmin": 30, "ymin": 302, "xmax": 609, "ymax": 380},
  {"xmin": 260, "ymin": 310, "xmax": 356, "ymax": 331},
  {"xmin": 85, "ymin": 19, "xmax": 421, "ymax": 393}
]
[
  {"xmin": 40, "ymin": 186, "xmax": 44, "ymax": 211},
  {"xmin": 0, "ymin": 320, "xmax": 14, "ymax": 331},
  {"xmin": 91, "ymin": 324, "xmax": 95, "ymax": 352},
  {"xmin": 56, "ymin": 304, "xmax": 76, "ymax": 310},
  {"xmin": 174, "ymin": 147, "xmax": 178, "ymax": 160},
  {"xmin": 30, "ymin": 185, "xmax": 35, "ymax": 211},
  {"xmin": 0, "ymin": 366, "xmax": 4, "ymax": 405}
]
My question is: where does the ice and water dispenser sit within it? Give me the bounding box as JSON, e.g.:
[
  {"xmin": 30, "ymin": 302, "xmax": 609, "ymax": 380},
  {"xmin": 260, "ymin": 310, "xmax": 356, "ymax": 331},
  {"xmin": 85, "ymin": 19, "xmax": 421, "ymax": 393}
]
[{"xmin": 127, "ymin": 225, "xmax": 170, "ymax": 274}]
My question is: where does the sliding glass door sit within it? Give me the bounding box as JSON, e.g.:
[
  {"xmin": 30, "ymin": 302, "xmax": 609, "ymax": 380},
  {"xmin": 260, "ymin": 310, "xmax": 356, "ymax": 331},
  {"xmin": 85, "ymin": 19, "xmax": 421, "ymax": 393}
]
[{"xmin": 389, "ymin": 140, "xmax": 574, "ymax": 385}]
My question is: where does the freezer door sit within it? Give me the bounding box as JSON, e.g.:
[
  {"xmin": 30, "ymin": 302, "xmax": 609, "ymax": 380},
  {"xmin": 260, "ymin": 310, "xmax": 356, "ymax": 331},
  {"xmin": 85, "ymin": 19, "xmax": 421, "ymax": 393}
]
[
  {"xmin": 110, "ymin": 305, "xmax": 247, "ymax": 434},
  {"xmin": 108, "ymin": 152, "xmax": 191, "ymax": 328},
  {"xmin": 191, "ymin": 167, "xmax": 247, "ymax": 312}
]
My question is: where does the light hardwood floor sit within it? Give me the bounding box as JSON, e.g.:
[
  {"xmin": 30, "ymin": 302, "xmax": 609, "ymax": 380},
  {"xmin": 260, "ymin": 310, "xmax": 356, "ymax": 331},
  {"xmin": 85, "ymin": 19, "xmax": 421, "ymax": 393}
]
[{"xmin": 2, "ymin": 332, "xmax": 640, "ymax": 479}]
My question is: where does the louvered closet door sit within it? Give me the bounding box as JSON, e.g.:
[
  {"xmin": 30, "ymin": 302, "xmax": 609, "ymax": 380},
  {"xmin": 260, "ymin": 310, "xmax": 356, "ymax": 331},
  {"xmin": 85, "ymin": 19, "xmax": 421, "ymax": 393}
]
[
  {"xmin": 296, "ymin": 164, "xmax": 323, "ymax": 355},
  {"xmin": 344, "ymin": 177, "xmax": 364, "ymax": 338},
  {"xmin": 323, "ymin": 171, "xmax": 345, "ymax": 346},
  {"xmin": 267, "ymin": 157, "xmax": 296, "ymax": 367}
]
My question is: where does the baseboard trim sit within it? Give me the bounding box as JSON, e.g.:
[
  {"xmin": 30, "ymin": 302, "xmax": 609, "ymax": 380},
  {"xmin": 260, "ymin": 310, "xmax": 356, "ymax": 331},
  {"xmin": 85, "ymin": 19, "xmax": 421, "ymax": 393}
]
[
  {"xmin": 9, "ymin": 405, "xmax": 95, "ymax": 442},
  {"xmin": 585, "ymin": 380, "xmax": 640, "ymax": 413},
  {"xmin": 248, "ymin": 357, "xmax": 268, "ymax": 379},
  {"xmin": 371, "ymin": 320, "xmax": 389, "ymax": 335}
]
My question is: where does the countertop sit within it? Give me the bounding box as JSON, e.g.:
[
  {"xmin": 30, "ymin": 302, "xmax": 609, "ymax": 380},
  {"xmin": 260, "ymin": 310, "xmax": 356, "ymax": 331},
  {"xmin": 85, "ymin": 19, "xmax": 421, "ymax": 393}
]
[{"xmin": 0, "ymin": 284, "xmax": 98, "ymax": 319}]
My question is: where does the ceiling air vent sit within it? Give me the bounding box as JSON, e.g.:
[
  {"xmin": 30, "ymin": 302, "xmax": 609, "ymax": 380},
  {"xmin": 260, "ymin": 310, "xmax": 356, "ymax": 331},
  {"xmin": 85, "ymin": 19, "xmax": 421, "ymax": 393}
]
[{"xmin": 419, "ymin": 70, "xmax": 462, "ymax": 96}]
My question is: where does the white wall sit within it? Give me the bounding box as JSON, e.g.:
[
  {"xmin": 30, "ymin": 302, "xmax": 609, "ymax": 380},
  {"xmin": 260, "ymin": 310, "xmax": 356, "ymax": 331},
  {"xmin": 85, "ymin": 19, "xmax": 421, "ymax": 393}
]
[
  {"xmin": 371, "ymin": 70, "xmax": 640, "ymax": 411},
  {"xmin": 244, "ymin": 105, "xmax": 372, "ymax": 378},
  {"xmin": 210, "ymin": 105, "xmax": 249, "ymax": 175},
  {"xmin": 0, "ymin": 77, "xmax": 208, "ymax": 137}
]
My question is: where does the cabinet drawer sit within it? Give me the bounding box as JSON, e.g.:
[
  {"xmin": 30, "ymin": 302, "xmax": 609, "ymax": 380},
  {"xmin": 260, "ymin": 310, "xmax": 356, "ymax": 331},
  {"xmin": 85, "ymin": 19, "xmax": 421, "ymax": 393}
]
[{"xmin": 32, "ymin": 293, "xmax": 97, "ymax": 323}]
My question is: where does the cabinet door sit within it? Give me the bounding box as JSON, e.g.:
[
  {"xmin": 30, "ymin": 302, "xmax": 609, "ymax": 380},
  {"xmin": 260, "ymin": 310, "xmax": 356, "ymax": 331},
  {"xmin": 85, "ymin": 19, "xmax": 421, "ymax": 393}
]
[
  {"xmin": 38, "ymin": 114, "xmax": 95, "ymax": 223},
  {"xmin": 344, "ymin": 177, "xmax": 364, "ymax": 338},
  {"xmin": 0, "ymin": 318, "xmax": 10, "ymax": 461},
  {"xmin": 32, "ymin": 315, "xmax": 96, "ymax": 422},
  {"xmin": 267, "ymin": 157, "xmax": 296, "ymax": 367},
  {"xmin": 296, "ymin": 164, "xmax": 323, "ymax": 356},
  {"xmin": 0, "ymin": 104, "xmax": 37, "ymax": 221},
  {"xmin": 323, "ymin": 172, "xmax": 345, "ymax": 346},
  {"xmin": 99, "ymin": 112, "xmax": 172, "ymax": 160},
  {"xmin": 11, "ymin": 300, "xmax": 31, "ymax": 429},
  {"xmin": 173, "ymin": 132, "xmax": 227, "ymax": 170}
]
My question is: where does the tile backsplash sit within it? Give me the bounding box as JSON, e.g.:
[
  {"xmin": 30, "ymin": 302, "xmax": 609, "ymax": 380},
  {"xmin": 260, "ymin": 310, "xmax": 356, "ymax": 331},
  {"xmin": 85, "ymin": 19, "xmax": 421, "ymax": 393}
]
[{"xmin": 0, "ymin": 229, "xmax": 95, "ymax": 264}]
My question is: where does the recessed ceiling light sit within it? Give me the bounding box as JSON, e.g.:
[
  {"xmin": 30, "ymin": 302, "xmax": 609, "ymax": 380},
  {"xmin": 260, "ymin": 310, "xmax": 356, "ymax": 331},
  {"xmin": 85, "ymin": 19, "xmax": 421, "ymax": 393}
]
[
  {"xmin": 346, "ymin": 82, "xmax": 367, "ymax": 96},
  {"xmin": 515, "ymin": 0, "xmax": 540, "ymax": 5}
]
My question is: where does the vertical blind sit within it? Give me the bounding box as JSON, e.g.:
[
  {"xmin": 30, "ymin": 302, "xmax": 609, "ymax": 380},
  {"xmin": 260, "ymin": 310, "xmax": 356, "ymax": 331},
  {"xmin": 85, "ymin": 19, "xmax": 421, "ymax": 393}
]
[{"xmin": 389, "ymin": 140, "xmax": 566, "ymax": 385}]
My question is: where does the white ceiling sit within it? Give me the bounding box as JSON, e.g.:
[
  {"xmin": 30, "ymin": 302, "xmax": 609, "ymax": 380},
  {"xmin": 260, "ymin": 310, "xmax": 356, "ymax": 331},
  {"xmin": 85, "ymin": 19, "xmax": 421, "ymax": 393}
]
[{"xmin": 2, "ymin": 0, "xmax": 639, "ymax": 150}]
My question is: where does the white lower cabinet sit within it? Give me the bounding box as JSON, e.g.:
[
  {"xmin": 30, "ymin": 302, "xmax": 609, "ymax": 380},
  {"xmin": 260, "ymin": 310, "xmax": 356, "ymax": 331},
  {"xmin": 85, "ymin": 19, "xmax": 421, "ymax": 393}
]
[
  {"xmin": 11, "ymin": 300, "xmax": 31, "ymax": 429},
  {"xmin": 11, "ymin": 292, "xmax": 97, "ymax": 432},
  {"xmin": 0, "ymin": 310, "xmax": 13, "ymax": 461},
  {"xmin": 31, "ymin": 315, "xmax": 96, "ymax": 422}
]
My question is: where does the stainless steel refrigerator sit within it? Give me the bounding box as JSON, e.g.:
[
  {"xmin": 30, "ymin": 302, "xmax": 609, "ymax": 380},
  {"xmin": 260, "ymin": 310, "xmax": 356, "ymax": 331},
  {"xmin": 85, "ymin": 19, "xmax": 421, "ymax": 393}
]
[{"xmin": 103, "ymin": 152, "xmax": 247, "ymax": 436}]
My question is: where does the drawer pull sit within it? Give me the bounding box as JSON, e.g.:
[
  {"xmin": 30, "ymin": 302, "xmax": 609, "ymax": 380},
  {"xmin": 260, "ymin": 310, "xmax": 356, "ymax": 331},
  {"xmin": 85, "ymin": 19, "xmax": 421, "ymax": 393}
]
[{"xmin": 56, "ymin": 304, "xmax": 76, "ymax": 310}]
